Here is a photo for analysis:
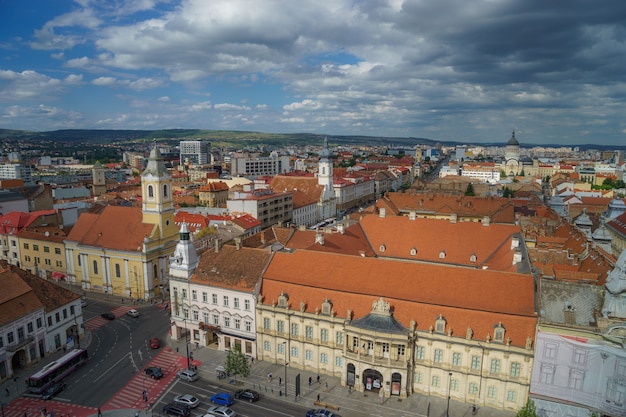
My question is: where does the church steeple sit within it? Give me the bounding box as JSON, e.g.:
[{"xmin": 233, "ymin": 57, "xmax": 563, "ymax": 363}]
[
  {"xmin": 317, "ymin": 138, "xmax": 336, "ymax": 219},
  {"xmin": 169, "ymin": 222, "xmax": 199, "ymax": 280}
]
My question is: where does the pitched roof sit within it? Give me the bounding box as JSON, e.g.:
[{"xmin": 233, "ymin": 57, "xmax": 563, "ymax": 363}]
[
  {"xmin": 269, "ymin": 176, "xmax": 324, "ymax": 202},
  {"xmin": 65, "ymin": 205, "xmax": 154, "ymax": 252},
  {"xmin": 190, "ymin": 245, "xmax": 272, "ymax": 292},
  {"xmin": 0, "ymin": 265, "xmax": 44, "ymax": 326},
  {"xmin": 285, "ymin": 223, "xmax": 375, "ymax": 257},
  {"xmin": 261, "ymin": 250, "xmax": 537, "ymax": 348}
]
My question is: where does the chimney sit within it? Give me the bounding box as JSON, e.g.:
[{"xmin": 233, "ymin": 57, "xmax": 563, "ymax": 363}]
[
  {"xmin": 215, "ymin": 238, "xmax": 220, "ymax": 253},
  {"xmin": 450, "ymin": 214, "xmax": 457, "ymax": 224},
  {"xmin": 409, "ymin": 211, "xmax": 416, "ymax": 220},
  {"xmin": 235, "ymin": 237, "xmax": 242, "ymax": 250},
  {"xmin": 379, "ymin": 208, "xmax": 386, "ymax": 218},
  {"xmin": 337, "ymin": 223, "xmax": 346, "ymax": 234},
  {"xmin": 482, "ymin": 216, "xmax": 490, "ymax": 226},
  {"xmin": 315, "ymin": 232, "xmax": 325, "ymax": 246}
]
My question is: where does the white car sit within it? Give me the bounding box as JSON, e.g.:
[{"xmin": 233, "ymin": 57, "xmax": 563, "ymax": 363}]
[
  {"xmin": 205, "ymin": 405, "xmax": 236, "ymax": 417},
  {"xmin": 127, "ymin": 309, "xmax": 140, "ymax": 317},
  {"xmin": 174, "ymin": 394, "xmax": 200, "ymax": 408},
  {"xmin": 176, "ymin": 369, "xmax": 199, "ymax": 382}
]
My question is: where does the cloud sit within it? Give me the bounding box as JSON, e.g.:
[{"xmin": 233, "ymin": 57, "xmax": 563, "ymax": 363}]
[{"xmin": 0, "ymin": 69, "xmax": 63, "ymax": 100}]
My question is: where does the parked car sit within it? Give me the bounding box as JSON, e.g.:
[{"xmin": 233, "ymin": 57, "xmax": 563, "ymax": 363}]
[
  {"xmin": 306, "ymin": 410, "xmax": 341, "ymax": 417},
  {"xmin": 234, "ymin": 388, "xmax": 260, "ymax": 402},
  {"xmin": 144, "ymin": 366, "xmax": 164, "ymax": 379},
  {"xmin": 127, "ymin": 309, "xmax": 140, "ymax": 317},
  {"xmin": 205, "ymin": 405, "xmax": 236, "ymax": 417},
  {"xmin": 209, "ymin": 392, "xmax": 234, "ymax": 406},
  {"xmin": 149, "ymin": 337, "xmax": 160, "ymax": 349},
  {"xmin": 174, "ymin": 394, "xmax": 200, "ymax": 408},
  {"xmin": 42, "ymin": 382, "xmax": 66, "ymax": 400},
  {"xmin": 100, "ymin": 312, "xmax": 115, "ymax": 320},
  {"xmin": 162, "ymin": 402, "xmax": 191, "ymax": 417},
  {"xmin": 176, "ymin": 369, "xmax": 199, "ymax": 382}
]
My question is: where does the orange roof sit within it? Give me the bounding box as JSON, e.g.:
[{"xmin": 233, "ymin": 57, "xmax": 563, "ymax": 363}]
[
  {"xmin": 269, "ymin": 176, "xmax": 324, "ymax": 203},
  {"xmin": 65, "ymin": 206, "xmax": 154, "ymax": 252},
  {"xmin": 285, "ymin": 223, "xmax": 375, "ymax": 257},
  {"xmin": 261, "ymin": 250, "xmax": 537, "ymax": 348}
]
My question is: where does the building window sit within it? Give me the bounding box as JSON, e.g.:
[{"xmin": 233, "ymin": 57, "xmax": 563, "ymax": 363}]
[
  {"xmin": 181, "ymin": 289, "xmax": 187, "ymax": 299},
  {"xmin": 291, "ymin": 347, "xmax": 298, "ymax": 358},
  {"xmin": 27, "ymin": 322, "xmax": 33, "ymax": 333},
  {"xmin": 414, "ymin": 372, "xmax": 423, "ymax": 383},
  {"xmin": 183, "ymin": 308, "xmax": 189, "ymax": 319},
  {"xmin": 397, "ymin": 345, "xmax": 405, "ymax": 356},
  {"xmin": 277, "ymin": 320, "xmax": 284, "ymax": 333},
  {"xmin": 306, "ymin": 326, "xmax": 313, "ymax": 339},
  {"xmin": 290, "ymin": 323, "xmax": 298, "ymax": 336},
  {"xmin": 278, "ymin": 292, "xmax": 289, "ymax": 308},
  {"xmin": 335, "ymin": 331, "xmax": 343, "ymax": 345},
  {"xmin": 416, "ymin": 346, "xmax": 425, "ymax": 360},
  {"xmin": 148, "ymin": 185, "xmax": 154, "ymax": 198},
  {"xmin": 450, "ymin": 379, "xmax": 459, "ymax": 392},
  {"xmin": 223, "ymin": 296, "xmax": 229, "ymax": 307},
  {"xmin": 352, "ymin": 336, "xmax": 359, "ymax": 350},
  {"xmin": 224, "ymin": 337, "xmax": 231, "ymax": 349},
  {"xmin": 36, "ymin": 318, "xmax": 42, "ymax": 328},
  {"xmin": 434, "ymin": 349, "xmax": 443, "ymax": 363},
  {"xmin": 192, "ymin": 290, "xmax": 197, "ymax": 301},
  {"xmin": 452, "ymin": 352, "xmax": 462, "ymax": 367},
  {"xmin": 539, "ymin": 364, "xmax": 555, "ymax": 384},
  {"xmin": 234, "ymin": 318, "xmax": 240, "ymax": 330},
  {"xmin": 435, "ymin": 314, "xmax": 446, "ymax": 333},
  {"xmin": 48, "ymin": 317, "xmax": 52, "ymax": 326},
  {"xmin": 544, "ymin": 342, "xmax": 557, "ymax": 359},
  {"xmin": 244, "ymin": 299, "xmax": 251, "ymax": 311},
  {"xmin": 487, "ymin": 386, "xmax": 497, "ymax": 399},
  {"xmin": 7, "ymin": 332, "xmax": 14, "ymax": 344},
  {"xmin": 234, "ymin": 298, "xmax": 240, "ymax": 309},
  {"xmin": 92, "ymin": 260, "xmax": 98, "ymax": 275},
  {"xmin": 223, "ymin": 316, "xmax": 230, "ymax": 327},
  {"xmin": 568, "ymin": 370, "xmax": 584, "ymax": 390},
  {"xmin": 432, "ymin": 375, "xmax": 440, "ymax": 387},
  {"xmin": 510, "ymin": 362, "xmax": 521, "ymax": 378},
  {"xmin": 321, "ymin": 298, "xmax": 332, "ymax": 315},
  {"xmin": 245, "ymin": 321, "xmax": 251, "ymax": 332},
  {"xmin": 213, "ymin": 314, "xmax": 219, "ymax": 325},
  {"xmin": 33, "ymin": 244, "xmax": 39, "ymax": 251},
  {"xmin": 490, "ymin": 359, "xmax": 501, "ymax": 374},
  {"xmin": 382, "ymin": 343, "xmax": 390, "ymax": 358},
  {"xmin": 212, "ymin": 294, "xmax": 218, "ymax": 304},
  {"xmin": 23, "ymin": 243, "xmax": 29, "ymax": 249},
  {"xmin": 264, "ymin": 341, "xmax": 271, "ymax": 351},
  {"xmin": 202, "ymin": 292, "xmax": 208, "ymax": 303},
  {"xmin": 317, "ymin": 328, "xmax": 327, "ymax": 342},
  {"xmin": 493, "ymin": 323, "xmax": 505, "ymax": 342},
  {"xmin": 45, "ymin": 259, "xmax": 51, "ymax": 266},
  {"xmin": 469, "ymin": 383, "xmax": 478, "ymax": 394},
  {"xmin": 321, "ymin": 353, "xmax": 328, "ymax": 364},
  {"xmin": 55, "ymin": 248, "xmax": 61, "ymax": 255},
  {"xmin": 203, "ymin": 312, "xmax": 209, "ymax": 324},
  {"xmin": 573, "ymin": 348, "xmax": 587, "ymax": 364},
  {"xmin": 277, "ymin": 343, "xmax": 284, "ymax": 355},
  {"xmin": 115, "ymin": 263, "xmax": 121, "ymax": 278},
  {"xmin": 55, "ymin": 312, "xmax": 60, "ymax": 323},
  {"xmin": 44, "ymin": 246, "xmax": 50, "ymax": 253},
  {"xmin": 192, "ymin": 310, "xmax": 199, "ymax": 321},
  {"xmin": 306, "ymin": 350, "xmax": 313, "ymax": 361},
  {"xmin": 507, "ymin": 390, "xmax": 517, "ymax": 402},
  {"xmin": 0, "ymin": 336, "xmax": 3, "ymax": 348},
  {"xmin": 336, "ymin": 357, "xmax": 343, "ymax": 368},
  {"xmin": 471, "ymin": 355, "xmax": 481, "ymax": 370},
  {"xmin": 263, "ymin": 318, "xmax": 270, "ymax": 330}
]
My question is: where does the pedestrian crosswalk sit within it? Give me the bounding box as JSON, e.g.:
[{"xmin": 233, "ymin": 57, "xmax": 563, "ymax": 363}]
[
  {"xmin": 83, "ymin": 306, "xmax": 136, "ymax": 331},
  {"xmin": 4, "ymin": 396, "xmax": 96, "ymax": 417}
]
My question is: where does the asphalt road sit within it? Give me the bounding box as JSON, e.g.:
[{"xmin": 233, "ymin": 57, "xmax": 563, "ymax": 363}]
[{"xmin": 61, "ymin": 300, "xmax": 171, "ymax": 408}]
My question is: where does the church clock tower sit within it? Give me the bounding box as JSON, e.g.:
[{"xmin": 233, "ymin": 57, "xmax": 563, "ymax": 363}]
[
  {"xmin": 141, "ymin": 143, "xmax": 179, "ymax": 242},
  {"xmin": 317, "ymin": 138, "xmax": 337, "ymax": 220}
]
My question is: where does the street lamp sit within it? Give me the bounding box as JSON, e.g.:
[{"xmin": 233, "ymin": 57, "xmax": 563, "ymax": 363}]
[
  {"xmin": 281, "ymin": 342, "xmax": 288, "ymax": 398},
  {"xmin": 73, "ymin": 305, "xmax": 80, "ymax": 348},
  {"xmin": 446, "ymin": 371, "xmax": 452, "ymax": 417}
]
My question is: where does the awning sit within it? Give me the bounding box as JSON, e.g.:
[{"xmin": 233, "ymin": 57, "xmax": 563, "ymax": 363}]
[{"xmin": 51, "ymin": 271, "xmax": 67, "ymax": 280}]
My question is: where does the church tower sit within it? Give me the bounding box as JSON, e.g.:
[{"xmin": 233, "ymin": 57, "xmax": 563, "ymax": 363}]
[
  {"xmin": 169, "ymin": 222, "xmax": 199, "ymax": 280},
  {"xmin": 141, "ymin": 143, "xmax": 179, "ymax": 242},
  {"xmin": 317, "ymin": 138, "xmax": 337, "ymax": 219},
  {"xmin": 504, "ymin": 131, "xmax": 521, "ymax": 176},
  {"xmin": 92, "ymin": 161, "xmax": 107, "ymax": 196}
]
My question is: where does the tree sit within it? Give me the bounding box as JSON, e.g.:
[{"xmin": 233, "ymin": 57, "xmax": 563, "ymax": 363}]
[
  {"xmin": 515, "ymin": 399, "xmax": 538, "ymax": 417},
  {"xmin": 465, "ymin": 183, "xmax": 475, "ymax": 196},
  {"xmin": 225, "ymin": 344, "xmax": 250, "ymax": 383}
]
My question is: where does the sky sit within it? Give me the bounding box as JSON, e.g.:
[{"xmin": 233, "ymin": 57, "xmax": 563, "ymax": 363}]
[{"xmin": 1, "ymin": 0, "xmax": 625, "ymax": 146}]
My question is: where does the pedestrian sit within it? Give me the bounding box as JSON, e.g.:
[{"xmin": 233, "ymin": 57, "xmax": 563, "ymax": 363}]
[
  {"xmin": 121, "ymin": 298, "xmax": 124, "ymax": 303},
  {"xmin": 317, "ymin": 374, "xmax": 320, "ymax": 384},
  {"xmin": 251, "ymin": 357, "xmax": 254, "ymax": 364},
  {"xmin": 279, "ymin": 376, "xmax": 282, "ymax": 386},
  {"xmin": 308, "ymin": 376, "xmax": 312, "ymax": 386},
  {"xmin": 317, "ymin": 393, "xmax": 320, "ymax": 402},
  {"xmin": 195, "ymin": 342, "xmax": 199, "ymax": 350},
  {"xmin": 97, "ymin": 408, "xmax": 103, "ymax": 417},
  {"xmin": 5, "ymin": 387, "xmax": 9, "ymax": 396},
  {"xmin": 379, "ymin": 388, "xmax": 385, "ymax": 404},
  {"xmin": 325, "ymin": 381, "xmax": 328, "ymax": 389}
]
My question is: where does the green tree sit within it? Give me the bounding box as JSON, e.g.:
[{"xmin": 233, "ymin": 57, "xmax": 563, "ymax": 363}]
[
  {"xmin": 515, "ymin": 399, "xmax": 538, "ymax": 417},
  {"xmin": 225, "ymin": 345, "xmax": 250, "ymax": 383},
  {"xmin": 465, "ymin": 183, "xmax": 475, "ymax": 196}
]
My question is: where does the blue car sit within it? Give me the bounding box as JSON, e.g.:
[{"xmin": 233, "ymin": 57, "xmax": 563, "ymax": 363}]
[{"xmin": 210, "ymin": 392, "xmax": 234, "ymax": 406}]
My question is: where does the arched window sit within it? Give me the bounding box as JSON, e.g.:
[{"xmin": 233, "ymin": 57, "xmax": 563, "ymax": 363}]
[
  {"xmin": 163, "ymin": 184, "xmax": 169, "ymax": 198},
  {"xmin": 115, "ymin": 263, "xmax": 121, "ymax": 278},
  {"xmin": 93, "ymin": 260, "xmax": 98, "ymax": 275},
  {"xmin": 153, "ymin": 264, "xmax": 158, "ymax": 280},
  {"xmin": 148, "ymin": 184, "xmax": 154, "ymax": 198}
]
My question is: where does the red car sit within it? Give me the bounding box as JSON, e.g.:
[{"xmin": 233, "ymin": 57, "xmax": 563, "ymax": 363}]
[{"xmin": 150, "ymin": 337, "xmax": 160, "ymax": 349}]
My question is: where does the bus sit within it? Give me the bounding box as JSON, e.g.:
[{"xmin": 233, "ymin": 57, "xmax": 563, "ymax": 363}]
[{"xmin": 26, "ymin": 348, "xmax": 89, "ymax": 394}]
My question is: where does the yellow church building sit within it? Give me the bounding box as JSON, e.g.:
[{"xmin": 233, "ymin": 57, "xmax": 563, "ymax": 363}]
[{"xmin": 64, "ymin": 144, "xmax": 179, "ymax": 299}]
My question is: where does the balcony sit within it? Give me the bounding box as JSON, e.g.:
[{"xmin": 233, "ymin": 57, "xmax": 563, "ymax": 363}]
[
  {"xmin": 7, "ymin": 336, "xmax": 34, "ymax": 352},
  {"xmin": 344, "ymin": 349, "xmax": 408, "ymax": 367}
]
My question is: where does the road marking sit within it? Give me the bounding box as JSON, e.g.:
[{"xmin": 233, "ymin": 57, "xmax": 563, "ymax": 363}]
[{"xmin": 94, "ymin": 352, "xmax": 130, "ymax": 383}]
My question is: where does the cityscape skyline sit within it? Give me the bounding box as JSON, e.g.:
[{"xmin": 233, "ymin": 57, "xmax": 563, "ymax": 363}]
[{"xmin": 1, "ymin": 0, "xmax": 626, "ymax": 146}]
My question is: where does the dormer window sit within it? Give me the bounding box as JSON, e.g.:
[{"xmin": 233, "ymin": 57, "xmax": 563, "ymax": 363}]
[
  {"xmin": 439, "ymin": 250, "xmax": 446, "ymax": 259},
  {"xmin": 379, "ymin": 244, "xmax": 386, "ymax": 253},
  {"xmin": 435, "ymin": 314, "xmax": 446, "ymax": 333},
  {"xmin": 470, "ymin": 254, "xmax": 477, "ymax": 263},
  {"xmin": 410, "ymin": 247, "xmax": 417, "ymax": 256},
  {"xmin": 321, "ymin": 298, "xmax": 332, "ymax": 315},
  {"xmin": 278, "ymin": 292, "xmax": 289, "ymax": 308},
  {"xmin": 493, "ymin": 322, "xmax": 505, "ymax": 343}
]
